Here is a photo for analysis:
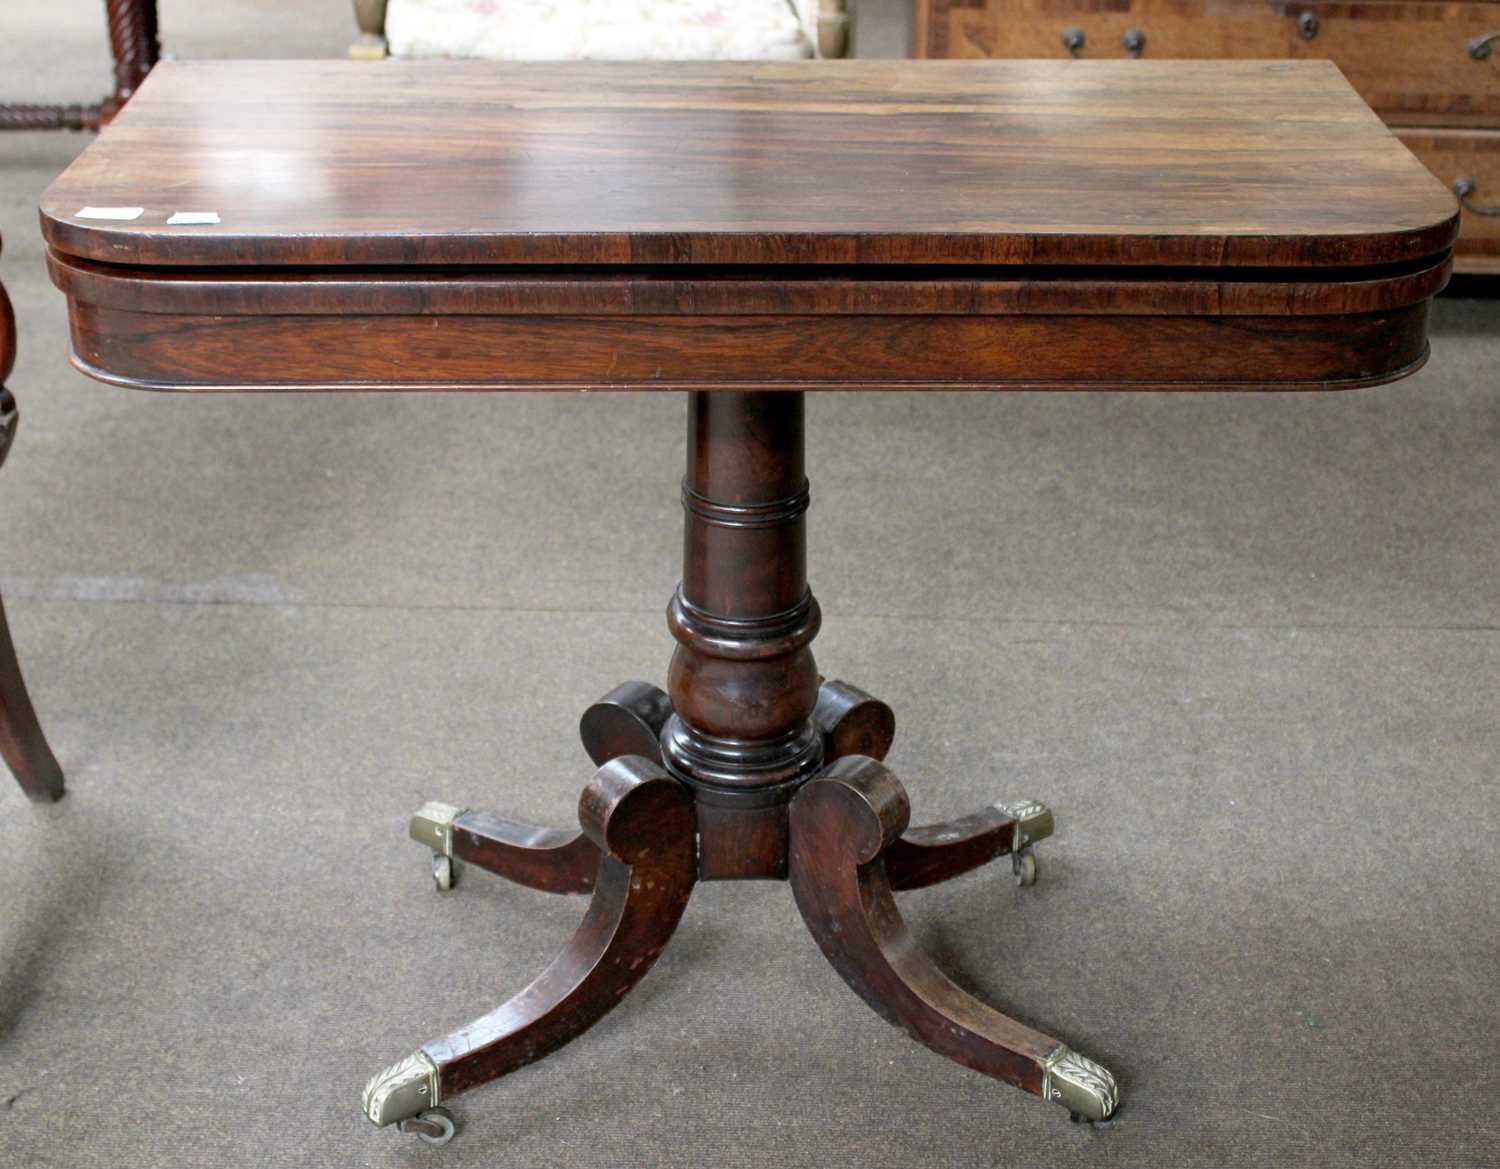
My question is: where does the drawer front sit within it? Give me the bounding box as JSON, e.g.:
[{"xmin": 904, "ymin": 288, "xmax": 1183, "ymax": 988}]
[
  {"xmin": 1399, "ymin": 129, "xmax": 1500, "ymax": 268},
  {"xmin": 918, "ymin": 0, "xmax": 1287, "ymax": 60},
  {"xmin": 1290, "ymin": 3, "xmax": 1500, "ymax": 123},
  {"xmin": 918, "ymin": 0, "xmax": 1500, "ymax": 122}
]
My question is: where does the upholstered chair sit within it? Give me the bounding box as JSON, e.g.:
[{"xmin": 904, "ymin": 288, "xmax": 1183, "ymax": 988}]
[{"xmin": 351, "ymin": 0, "xmax": 850, "ymax": 63}]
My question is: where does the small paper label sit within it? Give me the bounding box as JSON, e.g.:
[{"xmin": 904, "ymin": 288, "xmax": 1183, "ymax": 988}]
[
  {"xmin": 76, "ymin": 206, "xmax": 144, "ymax": 221},
  {"xmin": 167, "ymin": 211, "xmax": 220, "ymax": 225}
]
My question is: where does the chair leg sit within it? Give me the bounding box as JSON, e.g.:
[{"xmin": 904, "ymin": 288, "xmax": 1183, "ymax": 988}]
[
  {"xmin": 102, "ymin": 0, "xmax": 160, "ymax": 122},
  {"xmin": 0, "ymin": 290, "xmax": 63, "ymax": 803},
  {"xmin": 789, "ymin": 756, "xmax": 1118, "ymax": 1122},
  {"xmin": 0, "ymin": 592, "xmax": 64, "ymax": 803},
  {"xmin": 363, "ymin": 756, "xmax": 696, "ymax": 1140},
  {"xmin": 350, "ymin": 0, "xmax": 390, "ymax": 59}
]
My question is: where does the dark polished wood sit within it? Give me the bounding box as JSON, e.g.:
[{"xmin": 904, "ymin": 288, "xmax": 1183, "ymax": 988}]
[
  {"xmin": 915, "ymin": 0, "xmax": 1500, "ymax": 274},
  {"xmin": 578, "ymin": 680, "xmax": 672, "ymax": 768},
  {"xmin": 442, "ymin": 680, "xmax": 680, "ymax": 895},
  {"xmin": 47, "ymin": 60, "xmax": 1455, "ymax": 1139},
  {"xmin": 789, "ymin": 758, "xmax": 1062, "ymax": 1106},
  {"xmin": 47, "ymin": 290, "xmax": 1441, "ymax": 393},
  {"xmin": 41, "ymin": 59, "xmax": 1456, "ymax": 270},
  {"xmin": 885, "ymin": 803, "xmax": 1024, "ymax": 892},
  {"xmin": 0, "ymin": 240, "xmax": 64, "ymax": 803},
  {"xmin": 0, "ymin": 594, "xmax": 65, "ymax": 805},
  {"xmin": 0, "ymin": 0, "xmax": 158, "ymax": 133},
  {"xmin": 42, "ymin": 61, "xmax": 1458, "ymax": 394},
  {"xmin": 450, "ymin": 810, "xmax": 597, "ymax": 896},
  {"xmin": 418, "ymin": 758, "xmax": 694, "ymax": 1101},
  {"xmin": 664, "ymin": 391, "xmax": 822, "ymax": 881},
  {"xmin": 367, "ymin": 401, "xmax": 1050, "ymax": 1132},
  {"xmin": 814, "ymin": 679, "xmax": 896, "ymax": 763}
]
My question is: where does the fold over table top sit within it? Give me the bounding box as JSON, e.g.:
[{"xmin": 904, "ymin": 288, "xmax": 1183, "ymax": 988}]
[
  {"xmin": 43, "ymin": 59, "xmax": 1456, "ymax": 269},
  {"xmin": 41, "ymin": 59, "xmax": 1459, "ymax": 392}
]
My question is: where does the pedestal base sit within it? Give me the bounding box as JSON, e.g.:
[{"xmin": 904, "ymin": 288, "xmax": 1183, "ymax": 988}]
[
  {"xmin": 362, "ymin": 678, "xmax": 1118, "ymax": 1146},
  {"xmin": 363, "ymin": 392, "xmax": 1117, "ymax": 1145}
]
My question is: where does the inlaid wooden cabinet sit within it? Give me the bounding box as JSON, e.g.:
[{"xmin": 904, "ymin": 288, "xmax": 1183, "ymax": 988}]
[{"xmin": 916, "ymin": 0, "xmax": 1500, "ymax": 272}]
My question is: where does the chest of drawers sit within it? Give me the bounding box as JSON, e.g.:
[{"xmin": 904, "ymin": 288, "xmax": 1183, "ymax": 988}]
[{"xmin": 917, "ymin": 0, "xmax": 1499, "ymax": 272}]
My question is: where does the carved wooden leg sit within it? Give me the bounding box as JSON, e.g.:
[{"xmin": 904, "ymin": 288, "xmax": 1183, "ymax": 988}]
[
  {"xmin": 789, "ymin": 756, "xmax": 1118, "ymax": 1122},
  {"xmin": 101, "ymin": 0, "xmax": 160, "ymax": 122},
  {"xmin": 886, "ymin": 799, "xmax": 1052, "ymax": 891},
  {"xmin": 364, "ymin": 756, "xmax": 696, "ymax": 1135},
  {"xmin": 405, "ymin": 682, "xmax": 674, "ymax": 895},
  {"xmin": 813, "ymin": 679, "xmax": 1048, "ymax": 891},
  {"xmin": 579, "ymin": 680, "xmax": 672, "ymax": 767},
  {"xmin": 0, "ymin": 0, "xmax": 158, "ymax": 131},
  {"xmin": 410, "ymin": 802, "xmax": 599, "ymax": 895},
  {"xmin": 0, "ymin": 264, "xmax": 64, "ymax": 803},
  {"xmin": 0, "ymin": 591, "xmax": 64, "ymax": 803},
  {"xmin": 813, "ymin": 679, "xmax": 895, "ymax": 763}
]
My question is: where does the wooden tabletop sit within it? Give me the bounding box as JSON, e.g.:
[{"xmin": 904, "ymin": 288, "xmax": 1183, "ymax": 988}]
[{"xmin": 40, "ymin": 59, "xmax": 1456, "ymax": 270}]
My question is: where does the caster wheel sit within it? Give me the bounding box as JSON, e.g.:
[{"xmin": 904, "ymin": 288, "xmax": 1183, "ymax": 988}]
[
  {"xmin": 1012, "ymin": 849, "xmax": 1038, "ymax": 887},
  {"xmin": 432, "ymin": 852, "xmax": 456, "ymax": 892},
  {"xmin": 399, "ymin": 1106, "xmax": 457, "ymax": 1146}
]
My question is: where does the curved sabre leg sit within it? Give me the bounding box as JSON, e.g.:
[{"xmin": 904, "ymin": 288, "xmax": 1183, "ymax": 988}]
[
  {"xmin": 789, "ymin": 757, "xmax": 1118, "ymax": 1122},
  {"xmin": 886, "ymin": 799, "xmax": 1053, "ymax": 891},
  {"xmin": 813, "ymin": 681, "xmax": 1052, "ymax": 892},
  {"xmin": 412, "ymin": 802, "xmax": 600, "ymax": 895},
  {"xmin": 366, "ymin": 756, "xmax": 696, "ymax": 1134},
  {"xmin": 405, "ymin": 681, "xmax": 676, "ymax": 895}
]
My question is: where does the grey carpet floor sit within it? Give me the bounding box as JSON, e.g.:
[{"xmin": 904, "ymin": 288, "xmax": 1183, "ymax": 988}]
[{"xmin": 2, "ymin": 3, "xmax": 1498, "ymax": 1167}]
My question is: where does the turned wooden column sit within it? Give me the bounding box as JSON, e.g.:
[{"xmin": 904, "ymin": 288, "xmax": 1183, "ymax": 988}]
[{"xmin": 661, "ymin": 391, "xmax": 824, "ymax": 879}]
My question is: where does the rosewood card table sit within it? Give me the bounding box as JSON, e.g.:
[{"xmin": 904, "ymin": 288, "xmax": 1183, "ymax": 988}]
[{"xmin": 41, "ymin": 58, "xmax": 1456, "ymax": 1145}]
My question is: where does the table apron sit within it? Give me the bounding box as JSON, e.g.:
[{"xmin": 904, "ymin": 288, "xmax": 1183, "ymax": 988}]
[{"xmin": 62, "ymin": 300, "xmax": 1430, "ymax": 392}]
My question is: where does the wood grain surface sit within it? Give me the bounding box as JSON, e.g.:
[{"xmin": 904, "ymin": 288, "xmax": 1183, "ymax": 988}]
[
  {"xmin": 56, "ymin": 299, "xmax": 1433, "ymax": 392},
  {"xmin": 917, "ymin": 0, "xmax": 1500, "ymax": 126},
  {"xmin": 1399, "ymin": 128, "xmax": 1500, "ymax": 269},
  {"xmin": 40, "ymin": 58, "xmax": 1458, "ymax": 269},
  {"xmin": 46, "ymin": 252, "xmax": 1454, "ymax": 317}
]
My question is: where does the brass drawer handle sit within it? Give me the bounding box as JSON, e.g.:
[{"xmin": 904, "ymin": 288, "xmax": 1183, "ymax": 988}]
[
  {"xmin": 1061, "ymin": 26, "xmax": 1085, "ymax": 56},
  {"xmin": 1470, "ymin": 31, "xmax": 1500, "ymax": 59},
  {"xmin": 1454, "ymin": 176, "xmax": 1500, "ymax": 216},
  {"xmin": 1122, "ymin": 28, "xmax": 1146, "ymax": 57},
  {"xmin": 1297, "ymin": 11, "xmax": 1319, "ymax": 40}
]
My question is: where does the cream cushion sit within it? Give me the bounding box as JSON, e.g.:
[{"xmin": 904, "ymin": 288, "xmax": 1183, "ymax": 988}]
[{"xmin": 385, "ymin": 0, "xmax": 817, "ymax": 61}]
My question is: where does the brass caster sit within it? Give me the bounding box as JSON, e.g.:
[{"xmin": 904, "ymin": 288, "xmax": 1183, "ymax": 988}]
[
  {"xmin": 399, "ymin": 1106, "xmax": 457, "ymax": 1146},
  {"xmin": 1012, "ymin": 847, "xmax": 1038, "ymax": 887},
  {"xmin": 1041, "ymin": 1046, "xmax": 1119, "ymax": 1121},
  {"xmin": 411, "ymin": 801, "xmax": 465, "ymax": 892},
  {"xmin": 432, "ymin": 852, "xmax": 456, "ymax": 892}
]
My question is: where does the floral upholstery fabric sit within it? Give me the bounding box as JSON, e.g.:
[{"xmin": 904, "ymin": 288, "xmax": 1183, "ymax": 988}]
[{"xmin": 386, "ymin": 0, "xmax": 816, "ymax": 61}]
